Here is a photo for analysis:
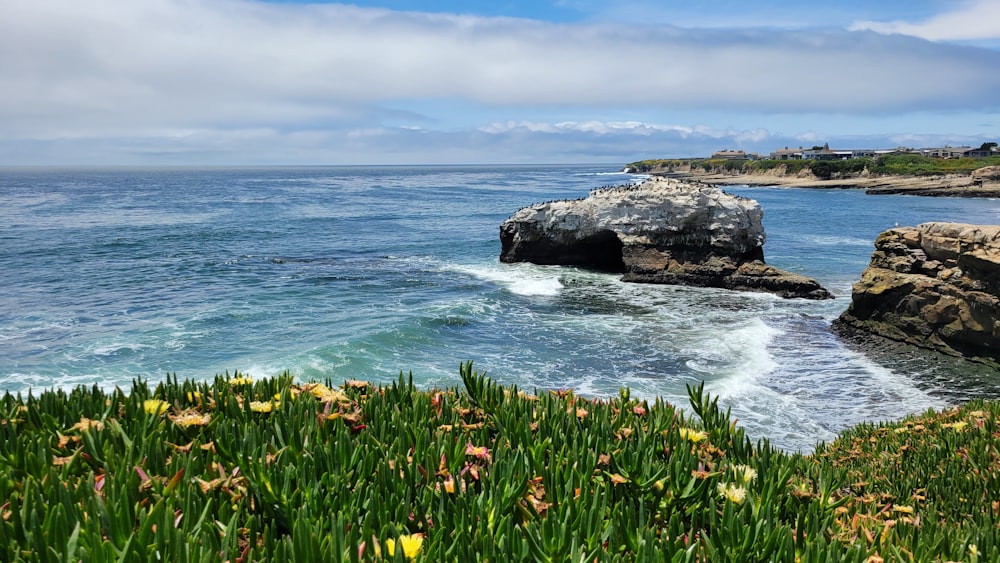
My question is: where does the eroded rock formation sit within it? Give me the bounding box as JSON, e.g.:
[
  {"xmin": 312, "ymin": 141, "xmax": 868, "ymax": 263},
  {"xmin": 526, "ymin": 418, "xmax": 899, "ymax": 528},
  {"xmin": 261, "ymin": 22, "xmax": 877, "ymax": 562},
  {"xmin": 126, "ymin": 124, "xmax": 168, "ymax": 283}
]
[
  {"xmin": 835, "ymin": 222, "xmax": 1000, "ymax": 365},
  {"xmin": 499, "ymin": 177, "xmax": 831, "ymax": 299}
]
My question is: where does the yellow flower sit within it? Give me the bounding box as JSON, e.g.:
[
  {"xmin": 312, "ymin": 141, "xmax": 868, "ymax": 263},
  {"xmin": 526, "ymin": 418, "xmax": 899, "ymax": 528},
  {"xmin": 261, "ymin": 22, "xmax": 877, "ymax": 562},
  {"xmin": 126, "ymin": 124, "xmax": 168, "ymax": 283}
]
[
  {"xmin": 892, "ymin": 505, "xmax": 914, "ymax": 514},
  {"xmin": 717, "ymin": 482, "xmax": 747, "ymax": 504},
  {"xmin": 143, "ymin": 399, "xmax": 168, "ymax": 415},
  {"xmin": 305, "ymin": 383, "xmax": 349, "ymax": 403},
  {"xmin": 678, "ymin": 427, "xmax": 708, "ymax": 443},
  {"xmin": 943, "ymin": 420, "xmax": 968, "ymax": 431},
  {"xmin": 442, "ymin": 476, "xmax": 456, "ymax": 494},
  {"xmin": 386, "ymin": 534, "xmax": 423, "ymax": 560},
  {"xmin": 230, "ymin": 376, "xmax": 253, "ymax": 386},
  {"xmin": 170, "ymin": 410, "xmax": 211, "ymax": 428},
  {"xmin": 731, "ymin": 464, "xmax": 757, "ymax": 484},
  {"xmin": 250, "ymin": 401, "xmax": 276, "ymax": 413}
]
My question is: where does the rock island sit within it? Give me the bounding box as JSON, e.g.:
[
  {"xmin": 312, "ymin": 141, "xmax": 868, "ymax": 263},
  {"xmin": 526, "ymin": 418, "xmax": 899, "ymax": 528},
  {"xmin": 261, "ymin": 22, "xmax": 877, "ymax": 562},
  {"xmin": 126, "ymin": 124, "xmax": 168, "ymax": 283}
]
[{"xmin": 500, "ymin": 177, "xmax": 831, "ymax": 299}]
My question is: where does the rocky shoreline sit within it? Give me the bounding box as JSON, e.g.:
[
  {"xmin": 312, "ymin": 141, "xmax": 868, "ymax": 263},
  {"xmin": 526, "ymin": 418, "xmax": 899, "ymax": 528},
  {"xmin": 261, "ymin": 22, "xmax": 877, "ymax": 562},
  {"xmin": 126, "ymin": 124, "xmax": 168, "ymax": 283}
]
[
  {"xmin": 649, "ymin": 169, "xmax": 1000, "ymax": 198},
  {"xmin": 834, "ymin": 222, "xmax": 1000, "ymax": 367}
]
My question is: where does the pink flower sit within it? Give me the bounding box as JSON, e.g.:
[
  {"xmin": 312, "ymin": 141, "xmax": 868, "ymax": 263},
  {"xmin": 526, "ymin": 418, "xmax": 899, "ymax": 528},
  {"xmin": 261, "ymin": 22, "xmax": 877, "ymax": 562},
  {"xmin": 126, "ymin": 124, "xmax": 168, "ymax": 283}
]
[{"xmin": 465, "ymin": 442, "xmax": 492, "ymax": 463}]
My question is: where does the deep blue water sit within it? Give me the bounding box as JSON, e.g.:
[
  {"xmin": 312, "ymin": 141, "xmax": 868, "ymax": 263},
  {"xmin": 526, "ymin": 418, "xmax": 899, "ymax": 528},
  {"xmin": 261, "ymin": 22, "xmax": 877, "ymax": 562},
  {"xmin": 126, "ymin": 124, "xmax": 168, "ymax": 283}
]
[{"xmin": 3, "ymin": 165, "xmax": 1000, "ymax": 451}]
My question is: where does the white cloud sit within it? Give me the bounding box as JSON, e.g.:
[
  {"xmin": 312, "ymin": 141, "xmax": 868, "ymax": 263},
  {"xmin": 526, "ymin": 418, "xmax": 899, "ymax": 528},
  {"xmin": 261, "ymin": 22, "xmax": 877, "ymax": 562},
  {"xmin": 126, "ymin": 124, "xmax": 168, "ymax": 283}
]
[
  {"xmin": 1, "ymin": 0, "xmax": 999, "ymax": 163},
  {"xmin": 850, "ymin": 0, "xmax": 1000, "ymax": 42},
  {"xmin": 479, "ymin": 120, "xmax": 700, "ymax": 135},
  {"xmin": 0, "ymin": 116, "xmax": 992, "ymax": 166}
]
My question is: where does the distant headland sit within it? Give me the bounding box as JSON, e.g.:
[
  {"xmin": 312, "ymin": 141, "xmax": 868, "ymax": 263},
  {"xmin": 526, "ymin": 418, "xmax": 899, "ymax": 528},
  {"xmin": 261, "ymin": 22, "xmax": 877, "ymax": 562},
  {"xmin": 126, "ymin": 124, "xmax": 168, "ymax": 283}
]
[{"xmin": 626, "ymin": 142, "xmax": 1000, "ymax": 197}]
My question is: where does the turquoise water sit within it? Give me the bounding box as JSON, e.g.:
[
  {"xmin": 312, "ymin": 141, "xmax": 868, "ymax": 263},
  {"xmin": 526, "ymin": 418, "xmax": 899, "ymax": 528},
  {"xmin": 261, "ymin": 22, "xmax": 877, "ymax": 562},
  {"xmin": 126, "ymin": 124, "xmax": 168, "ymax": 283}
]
[{"xmin": 3, "ymin": 165, "xmax": 1000, "ymax": 451}]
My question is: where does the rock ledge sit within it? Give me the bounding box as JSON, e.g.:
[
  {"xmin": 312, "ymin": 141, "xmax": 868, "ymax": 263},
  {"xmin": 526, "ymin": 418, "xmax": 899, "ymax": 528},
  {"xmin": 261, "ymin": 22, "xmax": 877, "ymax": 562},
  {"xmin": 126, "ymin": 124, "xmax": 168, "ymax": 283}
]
[
  {"xmin": 499, "ymin": 177, "xmax": 831, "ymax": 299},
  {"xmin": 835, "ymin": 222, "xmax": 1000, "ymax": 365}
]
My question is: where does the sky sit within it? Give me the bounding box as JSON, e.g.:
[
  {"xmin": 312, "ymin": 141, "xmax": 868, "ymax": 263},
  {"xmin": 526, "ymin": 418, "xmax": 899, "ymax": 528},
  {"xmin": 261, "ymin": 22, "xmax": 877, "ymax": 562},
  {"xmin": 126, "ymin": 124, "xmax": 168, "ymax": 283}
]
[{"xmin": 1, "ymin": 0, "xmax": 999, "ymax": 165}]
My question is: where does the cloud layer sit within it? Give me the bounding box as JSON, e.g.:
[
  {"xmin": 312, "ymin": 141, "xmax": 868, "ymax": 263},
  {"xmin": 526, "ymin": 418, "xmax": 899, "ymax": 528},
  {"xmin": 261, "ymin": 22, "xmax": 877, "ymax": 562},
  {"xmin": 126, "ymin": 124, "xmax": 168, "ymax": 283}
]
[
  {"xmin": 2, "ymin": 0, "xmax": 999, "ymax": 164},
  {"xmin": 851, "ymin": 0, "xmax": 1000, "ymax": 42}
]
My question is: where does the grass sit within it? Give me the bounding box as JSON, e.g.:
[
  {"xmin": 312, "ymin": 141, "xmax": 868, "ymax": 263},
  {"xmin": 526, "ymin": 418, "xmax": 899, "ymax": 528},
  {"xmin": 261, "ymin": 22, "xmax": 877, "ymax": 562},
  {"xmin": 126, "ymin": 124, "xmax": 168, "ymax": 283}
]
[{"xmin": 1, "ymin": 362, "xmax": 997, "ymax": 561}]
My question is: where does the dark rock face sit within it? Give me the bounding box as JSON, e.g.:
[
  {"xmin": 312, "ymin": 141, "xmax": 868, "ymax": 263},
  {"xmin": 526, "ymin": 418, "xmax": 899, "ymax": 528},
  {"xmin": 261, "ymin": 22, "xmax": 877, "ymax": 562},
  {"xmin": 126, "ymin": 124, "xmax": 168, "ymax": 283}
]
[
  {"xmin": 499, "ymin": 177, "xmax": 831, "ymax": 300},
  {"xmin": 499, "ymin": 226, "xmax": 626, "ymax": 272},
  {"xmin": 835, "ymin": 222, "xmax": 1000, "ymax": 365}
]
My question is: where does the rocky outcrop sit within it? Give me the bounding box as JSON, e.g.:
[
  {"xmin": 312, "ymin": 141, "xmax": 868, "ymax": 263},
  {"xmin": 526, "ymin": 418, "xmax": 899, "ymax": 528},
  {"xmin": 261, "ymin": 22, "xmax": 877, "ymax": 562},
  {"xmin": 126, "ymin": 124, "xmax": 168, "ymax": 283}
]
[
  {"xmin": 835, "ymin": 222, "xmax": 1000, "ymax": 365},
  {"xmin": 972, "ymin": 166, "xmax": 1000, "ymax": 182},
  {"xmin": 499, "ymin": 177, "xmax": 831, "ymax": 299}
]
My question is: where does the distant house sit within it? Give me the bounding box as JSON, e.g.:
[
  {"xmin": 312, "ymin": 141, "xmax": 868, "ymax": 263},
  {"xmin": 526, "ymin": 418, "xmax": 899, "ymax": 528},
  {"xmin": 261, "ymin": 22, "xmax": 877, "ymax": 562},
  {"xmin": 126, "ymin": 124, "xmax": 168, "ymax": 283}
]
[
  {"xmin": 762, "ymin": 143, "xmax": 993, "ymax": 162},
  {"xmin": 769, "ymin": 147, "xmax": 803, "ymax": 160},
  {"xmin": 801, "ymin": 144, "xmax": 852, "ymax": 161},
  {"xmin": 963, "ymin": 147, "xmax": 996, "ymax": 158},
  {"xmin": 874, "ymin": 148, "xmax": 911, "ymax": 156},
  {"xmin": 711, "ymin": 150, "xmax": 747, "ymax": 159},
  {"xmin": 814, "ymin": 149, "xmax": 853, "ymax": 161},
  {"xmin": 922, "ymin": 146, "xmax": 973, "ymax": 159}
]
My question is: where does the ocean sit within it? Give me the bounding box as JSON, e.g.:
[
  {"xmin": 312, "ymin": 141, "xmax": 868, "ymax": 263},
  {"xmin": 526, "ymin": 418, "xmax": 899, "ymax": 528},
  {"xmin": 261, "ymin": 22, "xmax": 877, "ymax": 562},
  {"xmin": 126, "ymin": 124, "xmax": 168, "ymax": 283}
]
[{"xmin": 3, "ymin": 164, "xmax": 1000, "ymax": 451}]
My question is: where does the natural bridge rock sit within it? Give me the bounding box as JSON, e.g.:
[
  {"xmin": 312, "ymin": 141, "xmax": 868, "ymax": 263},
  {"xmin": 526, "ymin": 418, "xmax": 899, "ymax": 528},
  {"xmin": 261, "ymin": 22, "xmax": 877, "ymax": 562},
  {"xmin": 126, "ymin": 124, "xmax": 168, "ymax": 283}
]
[
  {"xmin": 499, "ymin": 177, "xmax": 831, "ymax": 299},
  {"xmin": 835, "ymin": 222, "xmax": 1000, "ymax": 365}
]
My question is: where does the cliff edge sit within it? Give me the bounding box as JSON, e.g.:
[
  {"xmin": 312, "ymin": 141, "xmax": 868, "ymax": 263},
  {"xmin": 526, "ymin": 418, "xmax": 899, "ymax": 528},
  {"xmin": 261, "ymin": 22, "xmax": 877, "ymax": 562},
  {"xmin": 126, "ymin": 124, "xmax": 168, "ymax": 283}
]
[
  {"xmin": 639, "ymin": 165, "xmax": 1000, "ymax": 197},
  {"xmin": 499, "ymin": 177, "xmax": 831, "ymax": 299},
  {"xmin": 835, "ymin": 222, "xmax": 1000, "ymax": 365}
]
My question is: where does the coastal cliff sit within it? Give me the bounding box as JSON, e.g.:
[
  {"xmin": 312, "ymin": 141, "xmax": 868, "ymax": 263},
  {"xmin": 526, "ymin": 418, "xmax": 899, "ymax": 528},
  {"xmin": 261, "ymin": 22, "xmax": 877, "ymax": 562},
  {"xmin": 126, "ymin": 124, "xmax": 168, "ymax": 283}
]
[
  {"xmin": 835, "ymin": 222, "xmax": 1000, "ymax": 365},
  {"xmin": 499, "ymin": 177, "xmax": 831, "ymax": 299},
  {"xmin": 630, "ymin": 161, "xmax": 1000, "ymax": 197}
]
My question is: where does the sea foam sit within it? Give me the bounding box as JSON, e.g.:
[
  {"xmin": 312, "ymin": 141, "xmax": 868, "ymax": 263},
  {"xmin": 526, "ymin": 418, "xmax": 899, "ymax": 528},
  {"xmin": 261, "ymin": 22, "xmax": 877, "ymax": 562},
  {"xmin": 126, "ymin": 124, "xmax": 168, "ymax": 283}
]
[{"xmin": 450, "ymin": 263, "xmax": 564, "ymax": 297}]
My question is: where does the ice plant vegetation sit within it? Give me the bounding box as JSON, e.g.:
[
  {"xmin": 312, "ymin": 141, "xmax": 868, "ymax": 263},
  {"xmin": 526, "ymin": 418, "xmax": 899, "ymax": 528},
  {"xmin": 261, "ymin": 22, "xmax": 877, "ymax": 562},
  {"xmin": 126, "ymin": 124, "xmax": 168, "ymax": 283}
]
[{"xmin": 0, "ymin": 364, "xmax": 998, "ymax": 561}]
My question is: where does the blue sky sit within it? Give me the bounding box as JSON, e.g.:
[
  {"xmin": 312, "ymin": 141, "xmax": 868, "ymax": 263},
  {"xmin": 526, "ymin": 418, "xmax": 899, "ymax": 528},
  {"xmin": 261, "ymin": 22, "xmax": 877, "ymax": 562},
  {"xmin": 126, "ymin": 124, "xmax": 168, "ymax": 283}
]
[{"xmin": 1, "ymin": 0, "xmax": 998, "ymax": 165}]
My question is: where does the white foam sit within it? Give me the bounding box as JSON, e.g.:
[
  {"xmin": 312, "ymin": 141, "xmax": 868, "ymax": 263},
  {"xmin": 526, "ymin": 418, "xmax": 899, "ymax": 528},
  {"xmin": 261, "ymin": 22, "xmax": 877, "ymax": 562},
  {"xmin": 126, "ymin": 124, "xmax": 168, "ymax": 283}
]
[
  {"xmin": 242, "ymin": 363, "xmax": 294, "ymax": 382},
  {"xmin": 703, "ymin": 318, "xmax": 780, "ymax": 399},
  {"xmin": 807, "ymin": 234, "xmax": 875, "ymax": 247},
  {"xmin": 574, "ymin": 171, "xmax": 640, "ymax": 177},
  {"xmin": 90, "ymin": 341, "xmax": 151, "ymax": 357},
  {"xmin": 700, "ymin": 310, "xmax": 955, "ymax": 451},
  {"xmin": 836, "ymin": 346, "xmax": 946, "ymax": 414},
  {"xmin": 450, "ymin": 263, "xmax": 564, "ymax": 297}
]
